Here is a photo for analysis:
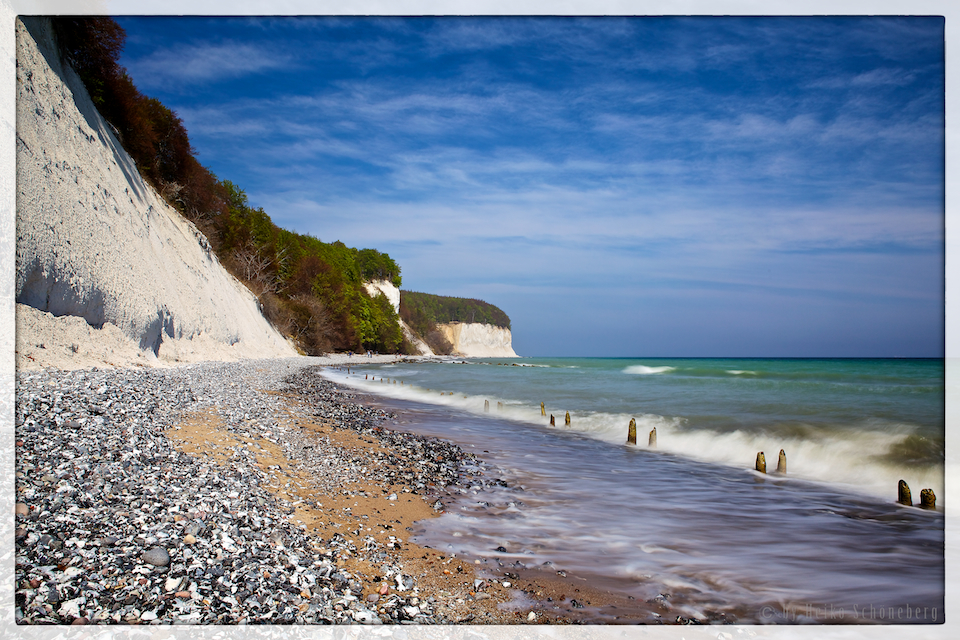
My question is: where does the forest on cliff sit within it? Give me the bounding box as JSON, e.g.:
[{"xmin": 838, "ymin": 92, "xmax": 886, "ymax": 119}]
[
  {"xmin": 52, "ymin": 17, "xmax": 403, "ymax": 354},
  {"xmin": 50, "ymin": 17, "xmax": 510, "ymax": 356}
]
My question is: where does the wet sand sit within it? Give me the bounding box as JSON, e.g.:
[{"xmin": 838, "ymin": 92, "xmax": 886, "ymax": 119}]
[{"xmin": 169, "ymin": 364, "xmax": 676, "ymax": 625}]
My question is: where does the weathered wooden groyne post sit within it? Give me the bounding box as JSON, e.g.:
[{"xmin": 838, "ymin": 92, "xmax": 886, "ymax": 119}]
[
  {"xmin": 550, "ymin": 414, "xmax": 555, "ymax": 426},
  {"xmin": 565, "ymin": 412, "xmax": 571, "ymax": 426},
  {"xmin": 627, "ymin": 418, "xmax": 637, "ymax": 445},
  {"xmin": 541, "ymin": 402, "xmax": 546, "ymax": 417},
  {"xmin": 484, "ymin": 400, "xmax": 490, "ymax": 412},
  {"xmin": 920, "ymin": 488, "xmax": 937, "ymax": 510},
  {"xmin": 648, "ymin": 427, "xmax": 657, "ymax": 448},
  {"xmin": 755, "ymin": 452, "xmax": 766, "ymax": 473},
  {"xmin": 776, "ymin": 449, "xmax": 787, "ymax": 474},
  {"xmin": 497, "ymin": 401, "xmax": 503, "ymax": 411},
  {"xmin": 898, "ymin": 480, "xmax": 912, "ymax": 506}
]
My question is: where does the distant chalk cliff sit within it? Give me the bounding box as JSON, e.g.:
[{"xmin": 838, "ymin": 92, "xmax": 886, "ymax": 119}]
[
  {"xmin": 364, "ymin": 281, "xmax": 518, "ymax": 358},
  {"xmin": 436, "ymin": 322, "xmax": 518, "ymax": 358}
]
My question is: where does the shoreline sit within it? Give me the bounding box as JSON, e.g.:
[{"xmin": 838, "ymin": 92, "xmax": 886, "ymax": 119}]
[{"xmin": 14, "ymin": 357, "xmax": 672, "ymax": 625}]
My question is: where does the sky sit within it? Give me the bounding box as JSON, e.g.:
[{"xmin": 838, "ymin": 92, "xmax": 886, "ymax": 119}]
[{"xmin": 114, "ymin": 16, "xmax": 945, "ymax": 357}]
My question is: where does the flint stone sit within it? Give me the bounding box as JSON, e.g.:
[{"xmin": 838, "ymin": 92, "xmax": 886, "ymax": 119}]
[{"xmin": 142, "ymin": 547, "xmax": 170, "ymax": 566}]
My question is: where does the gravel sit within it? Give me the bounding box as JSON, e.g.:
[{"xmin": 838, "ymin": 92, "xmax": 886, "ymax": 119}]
[{"xmin": 14, "ymin": 357, "xmax": 482, "ymax": 625}]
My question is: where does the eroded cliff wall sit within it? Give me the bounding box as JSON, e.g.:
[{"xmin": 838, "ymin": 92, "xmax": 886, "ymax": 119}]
[
  {"xmin": 15, "ymin": 17, "xmax": 297, "ymax": 369},
  {"xmin": 363, "ymin": 279, "xmax": 433, "ymax": 355},
  {"xmin": 437, "ymin": 322, "xmax": 518, "ymax": 358},
  {"xmin": 364, "ymin": 281, "xmax": 518, "ymax": 357}
]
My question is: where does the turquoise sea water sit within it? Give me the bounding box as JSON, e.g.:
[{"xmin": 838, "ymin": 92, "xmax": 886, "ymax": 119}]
[{"xmin": 322, "ymin": 358, "xmax": 944, "ymax": 623}]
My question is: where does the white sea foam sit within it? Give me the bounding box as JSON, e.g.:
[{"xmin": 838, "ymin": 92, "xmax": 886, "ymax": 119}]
[
  {"xmin": 726, "ymin": 370, "xmax": 757, "ymax": 375},
  {"xmin": 623, "ymin": 365, "xmax": 676, "ymax": 375},
  {"xmin": 321, "ymin": 367, "xmax": 944, "ymax": 505}
]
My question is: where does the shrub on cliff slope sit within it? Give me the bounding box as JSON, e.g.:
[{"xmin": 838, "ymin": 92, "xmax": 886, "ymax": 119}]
[{"xmin": 51, "ymin": 17, "xmax": 403, "ymax": 355}]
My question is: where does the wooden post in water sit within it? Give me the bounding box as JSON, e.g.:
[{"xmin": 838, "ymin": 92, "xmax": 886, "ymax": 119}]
[
  {"xmin": 920, "ymin": 488, "xmax": 936, "ymax": 510},
  {"xmin": 497, "ymin": 402, "xmax": 503, "ymax": 411},
  {"xmin": 649, "ymin": 427, "xmax": 657, "ymax": 448},
  {"xmin": 550, "ymin": 414, "xmax": 555, "ymax": 426},
  {"xmin": 565, "ymin": 412, "xmax": 571, "ymax": 426},
  {"xmin": 777, "ymin": 449, "xmax": 787, "ymax": 474},
  {"xmin": 541, "ymin": 402, "xmax": 546, "ymax": 416},
  {"xmin": 898, "ymin": 480, "xmax": 912, "ymax": 506},
  {"xmin": 484, "ymin": 400, "xmax": 490, "ymax": 413},
  {"xmin": 755, "ymin": 452, "xmax": 766, "ymax": 473},
  {"xmin": 627, "ymin": 418, "xmax": 637, "ymax": 445}
]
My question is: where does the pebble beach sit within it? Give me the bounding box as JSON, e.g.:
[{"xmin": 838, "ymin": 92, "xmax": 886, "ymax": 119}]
[{"xmin": 13, "ymin": 356, "xmax": 661, "ymax": 627}]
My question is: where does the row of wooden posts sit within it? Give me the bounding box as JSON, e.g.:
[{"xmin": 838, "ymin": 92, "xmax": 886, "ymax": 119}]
[
  {"xmin": 753, "ymin": 450, "xmax": 787, "ymax": 474},
  {"xmin": 545, "ymin": 400, "xmax": 938, "ymax": 510},
  {"xmin": 753, "ymin": 449, "xmax": 936, "ymax": 510},
  {"xmin": 349, "ymin": 367, "xmax": 937, "ymax": 511},
  {"xmin": 898, "ymin": 480, "xmax": 937, "ymax": 510}
]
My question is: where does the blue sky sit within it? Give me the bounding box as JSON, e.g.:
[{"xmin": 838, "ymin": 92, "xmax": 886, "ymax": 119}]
[{"xmin": 115, "ymin": 16, "xmax": 944, "ymax": 357}]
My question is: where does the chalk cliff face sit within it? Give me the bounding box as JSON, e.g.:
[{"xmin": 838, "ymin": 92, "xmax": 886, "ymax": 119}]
[
  {"xmin": 362, "ymin": 280, "xmax": 401, "ymax": 314},
  {"xmin": 363, "ymin": 280, "xmax": 433, "ymax": 355},
  {"xmin": 437, "ymin": 322, "xmax": 518, "ymax": 358},
  {"xmin": 15, "ymin": 17, "xmax": 297, "ymax": 368},
  {"xmin": 362, "ymin": 282, "xmax": 518, "ymax": 357}
]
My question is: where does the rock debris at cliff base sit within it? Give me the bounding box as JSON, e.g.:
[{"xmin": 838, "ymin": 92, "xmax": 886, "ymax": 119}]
[{"xmin": 12, "ymin": 358, "xmax": 578, "ymax": 625}]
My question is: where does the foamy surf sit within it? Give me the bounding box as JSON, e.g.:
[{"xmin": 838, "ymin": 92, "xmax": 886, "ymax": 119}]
[
  {"xmin": 317, "ymin": 357, "xmax": 943, "ymax": 623},
  {"xmin": 319, "ymin": 364, "xmax": 944, "ymax": 505},
  {"xmin": 623, "ymin": 365, "xmax": 676, "ymax": 375}
]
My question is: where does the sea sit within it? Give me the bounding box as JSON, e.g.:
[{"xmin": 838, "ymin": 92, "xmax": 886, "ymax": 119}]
[{"xmin": 320, "ymin": 357, "xmax": 945, "ymax": 624}]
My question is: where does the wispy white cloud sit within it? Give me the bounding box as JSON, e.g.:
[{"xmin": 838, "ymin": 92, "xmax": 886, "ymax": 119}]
[
  {"xmin": 125, "ymin": 41, "xmax": 294, "ymax": 88},
  {"xmin": 117, "ymin": 15, "xmax": 944, "ymax": 356}
]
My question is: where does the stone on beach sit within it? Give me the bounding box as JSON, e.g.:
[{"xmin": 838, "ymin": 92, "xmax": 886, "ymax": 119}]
[{"xmin": 141, "ymin": 547, "xmax": 170, "ymax": 566}]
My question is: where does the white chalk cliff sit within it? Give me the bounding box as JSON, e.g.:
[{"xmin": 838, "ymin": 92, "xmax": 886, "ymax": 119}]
[
  {"xmin": 363, "ymin": 279, "xmax": 432, "ymax": 355},
  {"xmin": 436, "ymin": 322, "xmax": 518, "ymax": 358},
  {"xmin": 15, "ymin": 17, "xmax": 297, "ymax": 369},
  {"xmin": 362, "ymin": 279, "xmax": 401, "ymax": 315},
  {"xmin": 362, "ymin": 280, "xmax": 518, "ymax": 357}
]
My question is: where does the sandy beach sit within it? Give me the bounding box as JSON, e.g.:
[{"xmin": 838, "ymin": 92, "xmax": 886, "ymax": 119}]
[{"xmin": 14, "ymin": 356, "xmax": 669, "ymax": 626}]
